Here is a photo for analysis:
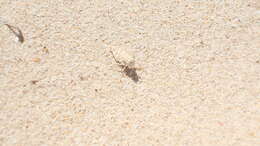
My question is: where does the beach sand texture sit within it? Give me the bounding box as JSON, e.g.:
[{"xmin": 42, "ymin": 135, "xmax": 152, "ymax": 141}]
[{"xmin": 0, "ymin": 0, "xmax": 260, "ymax": 145}]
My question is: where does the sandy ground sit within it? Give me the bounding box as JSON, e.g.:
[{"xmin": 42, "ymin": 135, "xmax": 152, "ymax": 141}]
[{"xmin": 0, "ymin": 0, "xmax": 260, "ymax": 145}]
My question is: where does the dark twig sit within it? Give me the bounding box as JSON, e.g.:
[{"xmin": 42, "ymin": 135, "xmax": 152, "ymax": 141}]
[{"xmin": 5, "ymin": 24, "xmax": 24, "ymax": 43}]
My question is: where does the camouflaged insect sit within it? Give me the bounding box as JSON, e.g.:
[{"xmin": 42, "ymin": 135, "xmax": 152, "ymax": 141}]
[{"xmin": 110, "ymin": 51, "xmax": 140, "ymax": 83}]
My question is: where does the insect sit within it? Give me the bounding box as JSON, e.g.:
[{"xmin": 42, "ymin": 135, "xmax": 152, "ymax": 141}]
[
  {"xmin": 110, "ymin": 51, "xmax": 140, "ymax": 83},
  {"xmin": 5, "ymin": 24, "xmax": 24, "ymax": 43},
  {"xmin": 30, "ymin": 80, "xmax": 39, "ymax": 85}
]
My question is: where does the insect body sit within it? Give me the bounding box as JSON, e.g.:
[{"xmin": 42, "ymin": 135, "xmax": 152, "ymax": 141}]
[{"xmin": 110, "ymin": 51, "xmax": 140, "ymax": 83}]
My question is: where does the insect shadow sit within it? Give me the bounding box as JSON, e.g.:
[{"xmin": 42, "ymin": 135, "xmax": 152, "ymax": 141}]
[{"xmin": 110, "ymin": 51, "xmax": 140, "ymax": 83}]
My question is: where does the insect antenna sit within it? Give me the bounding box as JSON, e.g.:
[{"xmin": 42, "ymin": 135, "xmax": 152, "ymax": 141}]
[{"xmin": 110, "ymin": 51, "xmax": 121, "ymax": 65}]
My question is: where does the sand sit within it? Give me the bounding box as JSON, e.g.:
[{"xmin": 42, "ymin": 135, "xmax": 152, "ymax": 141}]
[{"xmin": 0, "ymin": 0, "xmax": 259, "ymax": 145}]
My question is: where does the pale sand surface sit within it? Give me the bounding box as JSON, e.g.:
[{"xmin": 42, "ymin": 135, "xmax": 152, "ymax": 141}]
[{"xmin": 0, "ymin": 0, "xmax": 260, "ymax": 145}]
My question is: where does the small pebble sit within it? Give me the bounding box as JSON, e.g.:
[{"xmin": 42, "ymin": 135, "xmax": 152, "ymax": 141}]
[{"xmin": 32, "ymin": 58, "xmax": 41, "ymax": 63}]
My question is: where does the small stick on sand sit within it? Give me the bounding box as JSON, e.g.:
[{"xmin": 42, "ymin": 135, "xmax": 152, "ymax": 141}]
[{"xmin": 4, "ymin": 24, "xmax": 24, "ymax": 43}]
